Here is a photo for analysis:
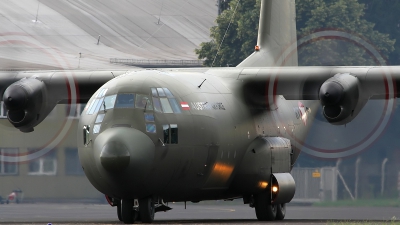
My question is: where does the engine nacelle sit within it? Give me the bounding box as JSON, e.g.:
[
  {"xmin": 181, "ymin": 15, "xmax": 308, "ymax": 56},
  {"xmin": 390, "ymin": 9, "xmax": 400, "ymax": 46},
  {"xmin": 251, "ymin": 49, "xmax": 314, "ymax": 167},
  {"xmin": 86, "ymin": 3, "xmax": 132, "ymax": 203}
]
[
  {"xmin": 2, "ymin": 78, "xmax": 51, "ymax": 132},
  {"xmin": 319, "ymin": 73, "xmax": 365, "ymax": 125}
]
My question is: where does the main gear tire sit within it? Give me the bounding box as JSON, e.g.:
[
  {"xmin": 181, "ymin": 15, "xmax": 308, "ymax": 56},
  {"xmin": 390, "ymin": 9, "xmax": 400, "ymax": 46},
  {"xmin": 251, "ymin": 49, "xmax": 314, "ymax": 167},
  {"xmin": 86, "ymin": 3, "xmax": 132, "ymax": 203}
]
[
  {"xmin": 254, "ymin": 192, "xmax": 277, "ymax": 221},
  {"xmin": 139, "ymin": 197, "xmax": 155, "ymax": 223},
  {"xmin": 121, "ymin": 199, "xmax": 135, "ymax": 224},
  {"xmin": 276, "ymin": 203, "xmax": 286, "ymax": 220}
]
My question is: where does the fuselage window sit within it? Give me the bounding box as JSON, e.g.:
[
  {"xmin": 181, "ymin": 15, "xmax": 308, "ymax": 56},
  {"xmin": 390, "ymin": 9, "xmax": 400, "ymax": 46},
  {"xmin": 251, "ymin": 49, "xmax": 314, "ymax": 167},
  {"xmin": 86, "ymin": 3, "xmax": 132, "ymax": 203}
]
[
  {"xmin": 93, "ymin": 124, "xmax": 101, "ymax": 134},
  {"xmin": 170, "ymin": 124, "xmax": 178, "ymax": 144},
  {"xmin": 116, "ymin": 94, "xmax": 135, "ymax": 108},
  {"xmin": 146, "ymin": 124, "xmax": 156, "ymax": 133},
  {"xmin": 162, "ymin": 124, "xmax": 178, "ymax": 144},
  {"xmin": 160, "ymin": 98, "xmax": 173, "ymax": 113},
  {"xmin": 152, "ymin": 97, "xmax": 163, "ymax": 113},
  {"xmin": 136, "ymin": 94, "xmax": 153, "ymax": 110},
  {"xmin": 95, "ymin": 114, "xmax": 105, "ymax": 123},
  {"xmin": 163, "ymin": 125, "xmax": 170, "ymax": 143},
  {"xmin": 145, "ymin": 113, "xmax": 155, "ymax": 122},
  {"xmin": 103, "ymin": 95, "xmax": 117, "ymax": 110}
]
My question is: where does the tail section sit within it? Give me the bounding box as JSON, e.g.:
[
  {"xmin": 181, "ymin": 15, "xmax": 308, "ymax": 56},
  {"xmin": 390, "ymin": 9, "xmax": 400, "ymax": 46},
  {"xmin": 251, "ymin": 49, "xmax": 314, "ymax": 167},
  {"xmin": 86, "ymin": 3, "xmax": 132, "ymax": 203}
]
[{"xmin": 237, "ymin": 0, "xmax": 298, "ymax": 67}]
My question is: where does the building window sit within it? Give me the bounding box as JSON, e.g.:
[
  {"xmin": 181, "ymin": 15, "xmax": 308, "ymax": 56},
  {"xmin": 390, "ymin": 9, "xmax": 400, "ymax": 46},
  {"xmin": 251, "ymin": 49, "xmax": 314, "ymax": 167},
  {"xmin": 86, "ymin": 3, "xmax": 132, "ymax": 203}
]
[
  {"xmin": 0, "ymin": 101, "xmax": 7, "ymax": 119},
  {"xmin": 0, "ymin": 149, "xmax": 18, "ymax": 175},
  {"xmin": 65, "ymin": 148, "xmax": 84, "ymax": 175},
  {"xmin": 28, "ymin": 151, "xmax": 57, "ymax": 176}
]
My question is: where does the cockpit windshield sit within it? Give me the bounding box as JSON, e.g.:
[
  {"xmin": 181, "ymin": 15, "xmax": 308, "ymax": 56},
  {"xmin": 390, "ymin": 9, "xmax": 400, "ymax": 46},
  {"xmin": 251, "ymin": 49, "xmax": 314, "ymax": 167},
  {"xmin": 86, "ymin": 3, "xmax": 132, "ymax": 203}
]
[
  {"xmin": 135, "ymin": 94, "xmax": 153, "ymax": 110},
  {"xmin": 86, "ymin": 87, "xmax": 181, "ymax": 115}
]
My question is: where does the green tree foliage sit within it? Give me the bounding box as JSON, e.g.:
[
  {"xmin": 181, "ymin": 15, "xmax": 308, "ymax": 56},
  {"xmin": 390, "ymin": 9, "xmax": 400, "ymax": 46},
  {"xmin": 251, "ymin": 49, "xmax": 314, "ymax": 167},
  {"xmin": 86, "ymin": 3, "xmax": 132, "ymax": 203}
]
[
  {"xmin": 358, "ymin": 0, "xmax": 400, "ymax": 65},
  {"xmin": 298, "ymin": 0, "xmax": 395, "ymax": 66},
  {"xmin": 195, "ymin": 0, "xmax": 260, "ymax": 67},
  {"xmin": 196, "ymin": 0, "xmax": 396, "ymax": 67}
]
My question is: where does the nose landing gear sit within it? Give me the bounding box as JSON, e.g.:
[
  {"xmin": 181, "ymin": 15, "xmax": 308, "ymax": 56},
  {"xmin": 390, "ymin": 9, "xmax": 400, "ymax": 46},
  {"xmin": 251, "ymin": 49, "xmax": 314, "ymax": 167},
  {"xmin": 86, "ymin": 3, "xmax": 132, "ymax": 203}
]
[
  {"xmin": 121, "ymin": 199, "xmax": 137, "ymax": 224},
  {"xmin": 106, "ymin": 195, "xmax": 172, "ymax": 224}
]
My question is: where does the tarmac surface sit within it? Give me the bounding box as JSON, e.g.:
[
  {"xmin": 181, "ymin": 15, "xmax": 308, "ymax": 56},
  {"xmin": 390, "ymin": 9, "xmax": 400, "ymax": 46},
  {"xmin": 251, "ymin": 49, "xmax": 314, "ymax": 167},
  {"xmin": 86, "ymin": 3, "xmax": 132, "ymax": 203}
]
[{"xmin": 1, "ymin": 203, "xmax": 399, "ymax": 224}]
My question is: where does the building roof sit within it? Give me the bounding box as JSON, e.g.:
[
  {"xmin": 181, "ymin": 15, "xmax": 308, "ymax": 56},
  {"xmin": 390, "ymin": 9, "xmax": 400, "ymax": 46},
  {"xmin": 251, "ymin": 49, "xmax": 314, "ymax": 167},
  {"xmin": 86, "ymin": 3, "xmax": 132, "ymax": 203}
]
[{"xmin": 0, "ymin": 0, "xmax": 216, "ymax": 69}]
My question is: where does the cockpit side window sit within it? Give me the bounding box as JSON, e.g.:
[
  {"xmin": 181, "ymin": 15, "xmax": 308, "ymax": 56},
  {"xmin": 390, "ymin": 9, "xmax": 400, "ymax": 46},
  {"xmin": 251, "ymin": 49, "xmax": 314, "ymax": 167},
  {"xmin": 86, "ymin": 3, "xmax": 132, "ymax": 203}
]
[
  {"xmin": 152, "ymin": 97, "xmax": 163, "ymax": 112},
  {"xmin": 157, "ymin": 88, "xmax": 166, "ymax": 97},
  {"xmin": 169, "ymin": 99, "xmax": 181, "ymax": 114},
  {"xmin": 136, "ymin": 94, "xmax": 153, "ymax": 110},
  {"xmin": 160, "ymin": 98, "xmax": 173, "ymax": 113},
  {"xmin": 151, "ymin": 87, "xmax": 181, "ymax": 114},
  {"xmin": 115, "ymin": 94, "xmax": 135, "ymax": 108},
  {"xmin": 162, "ymin": 124, "xmax": 178, "ymax": 144},
  {"xmin": 93, "ymin": 97, "xmax": 104, "ymax": 113},
  {"xmin": 87, "ymin": 88, "xmax": 109, "ymax": 115},
  {"xmin": 103, "ymin": 95, "xmax": 117, "ymax": 110},
  {"xmin": 170, "ymin": 124, "xmax": 178, "ymax": 144}
]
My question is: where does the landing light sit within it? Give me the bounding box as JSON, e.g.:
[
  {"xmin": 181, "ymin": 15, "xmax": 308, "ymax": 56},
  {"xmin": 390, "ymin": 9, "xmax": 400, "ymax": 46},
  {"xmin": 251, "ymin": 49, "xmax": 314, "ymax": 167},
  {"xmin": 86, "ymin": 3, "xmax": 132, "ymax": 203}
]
[{"xmin": 272, "ymin": 186, "xmax": 278, "ymax": 193}]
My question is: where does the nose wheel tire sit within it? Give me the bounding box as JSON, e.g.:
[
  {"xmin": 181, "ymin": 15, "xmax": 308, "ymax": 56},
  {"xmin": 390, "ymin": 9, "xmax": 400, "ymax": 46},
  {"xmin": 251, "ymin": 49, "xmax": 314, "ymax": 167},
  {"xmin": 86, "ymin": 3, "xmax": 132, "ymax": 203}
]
[
  {"xmin": 276, "ymin": 203, "xmax": 286, "ymax": 220},
  {"xmin": 121, "ymin": 199, "xmax": 135, "ymax": 224},
  {"xmin": 139, "ymin": 197, "xmax": 155, "ymax": 223},
  {"xmin": 254, "ymin": 192, "xmax": 277, "ymax": 221}
]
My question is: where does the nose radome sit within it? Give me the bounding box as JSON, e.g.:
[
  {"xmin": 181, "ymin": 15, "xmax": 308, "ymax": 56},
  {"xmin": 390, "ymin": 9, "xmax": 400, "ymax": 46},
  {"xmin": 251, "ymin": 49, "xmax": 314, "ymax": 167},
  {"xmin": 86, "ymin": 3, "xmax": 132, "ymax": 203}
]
[
  {"xmin": 100, "ymin": 141, "xmax": 130, "ymax": 172},
  {"xmin": 94, "ymin": 128, "xmax": 155, "ymax": 175}
]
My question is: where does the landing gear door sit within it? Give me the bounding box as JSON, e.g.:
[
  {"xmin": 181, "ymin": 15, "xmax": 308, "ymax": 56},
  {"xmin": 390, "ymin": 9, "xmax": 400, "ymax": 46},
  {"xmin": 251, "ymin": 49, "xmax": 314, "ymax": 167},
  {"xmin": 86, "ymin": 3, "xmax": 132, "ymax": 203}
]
[{"xmin": 268, "ymin": 138, "xmax": 291, "ymax": 173}]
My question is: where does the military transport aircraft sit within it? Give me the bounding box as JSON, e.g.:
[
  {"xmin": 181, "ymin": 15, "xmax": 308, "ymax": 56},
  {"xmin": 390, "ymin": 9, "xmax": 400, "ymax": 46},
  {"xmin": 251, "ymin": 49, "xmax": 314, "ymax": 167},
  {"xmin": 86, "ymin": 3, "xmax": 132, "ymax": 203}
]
[{"xmin": 0, "ymin": 0, "xmax": 398, "ymax": 224}]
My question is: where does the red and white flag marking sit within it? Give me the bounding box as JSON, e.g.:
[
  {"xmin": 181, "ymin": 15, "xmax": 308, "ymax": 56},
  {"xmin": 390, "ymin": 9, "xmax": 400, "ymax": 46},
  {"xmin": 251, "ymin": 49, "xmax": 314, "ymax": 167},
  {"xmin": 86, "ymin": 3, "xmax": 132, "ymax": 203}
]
[{"xmin": 180, "ymin": 102, "xmax": 190, "ymax": 110}]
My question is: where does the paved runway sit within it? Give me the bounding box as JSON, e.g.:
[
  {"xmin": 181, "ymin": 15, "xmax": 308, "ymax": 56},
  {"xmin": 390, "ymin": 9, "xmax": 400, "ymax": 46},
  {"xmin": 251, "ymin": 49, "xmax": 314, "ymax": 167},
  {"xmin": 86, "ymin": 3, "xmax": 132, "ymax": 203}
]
[{"xmin": 1, "ymin": 202, "xmax": 399, "ymax": 224}]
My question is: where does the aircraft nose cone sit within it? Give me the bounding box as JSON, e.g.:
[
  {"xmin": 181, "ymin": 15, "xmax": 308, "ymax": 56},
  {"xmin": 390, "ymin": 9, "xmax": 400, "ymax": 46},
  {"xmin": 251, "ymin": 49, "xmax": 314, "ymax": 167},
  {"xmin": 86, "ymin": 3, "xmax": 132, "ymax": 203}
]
[
  {"xmin": 93, "ymin": 128, "xmax": 155, "ymax": 176},
  {"xmin": 100, "ymin": 141, "xmax": 130, "ymax": 172},
  {"xmin": 3, "ymin": 85, "xmax": 28, "ymax": 111}
]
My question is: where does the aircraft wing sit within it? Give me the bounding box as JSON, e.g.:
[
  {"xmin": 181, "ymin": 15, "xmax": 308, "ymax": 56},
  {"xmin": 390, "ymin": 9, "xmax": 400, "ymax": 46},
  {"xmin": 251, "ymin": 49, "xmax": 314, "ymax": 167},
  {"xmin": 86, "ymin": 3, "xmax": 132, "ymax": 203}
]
[
  {"xmin": 0, "ymin": 66, "xmax": 399, "ymax": 131},
  {"xmin": 223, "ymin": 66, "xmax": 400, "ymax": 125},
  {"xmin": 231, "ymin": 66, "xmax": 400, "ymax": 100},
  {"xmin": 0, "ymin": 70, "xmax": 127, "ymax": 132}
]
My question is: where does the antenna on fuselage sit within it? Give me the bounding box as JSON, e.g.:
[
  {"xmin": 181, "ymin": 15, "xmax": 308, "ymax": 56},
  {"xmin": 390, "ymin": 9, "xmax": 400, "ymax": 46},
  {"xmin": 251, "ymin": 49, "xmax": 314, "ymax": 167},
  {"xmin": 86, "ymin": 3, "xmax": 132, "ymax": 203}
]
[{"xmin": 198, "ymin": 79, "xmax": 207, "ymax": 88}]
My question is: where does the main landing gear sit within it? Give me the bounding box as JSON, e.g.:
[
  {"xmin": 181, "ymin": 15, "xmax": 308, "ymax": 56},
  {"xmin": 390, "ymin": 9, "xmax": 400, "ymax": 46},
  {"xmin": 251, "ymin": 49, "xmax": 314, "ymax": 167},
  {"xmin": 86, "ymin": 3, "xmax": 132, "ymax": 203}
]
[
  {"xmin": 139, "ymin": 197, "xmax": 155, "ymax": 223},
  {"xmin": 254, "ymin": 192, "xmax": 286, "ymax": 221}
]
